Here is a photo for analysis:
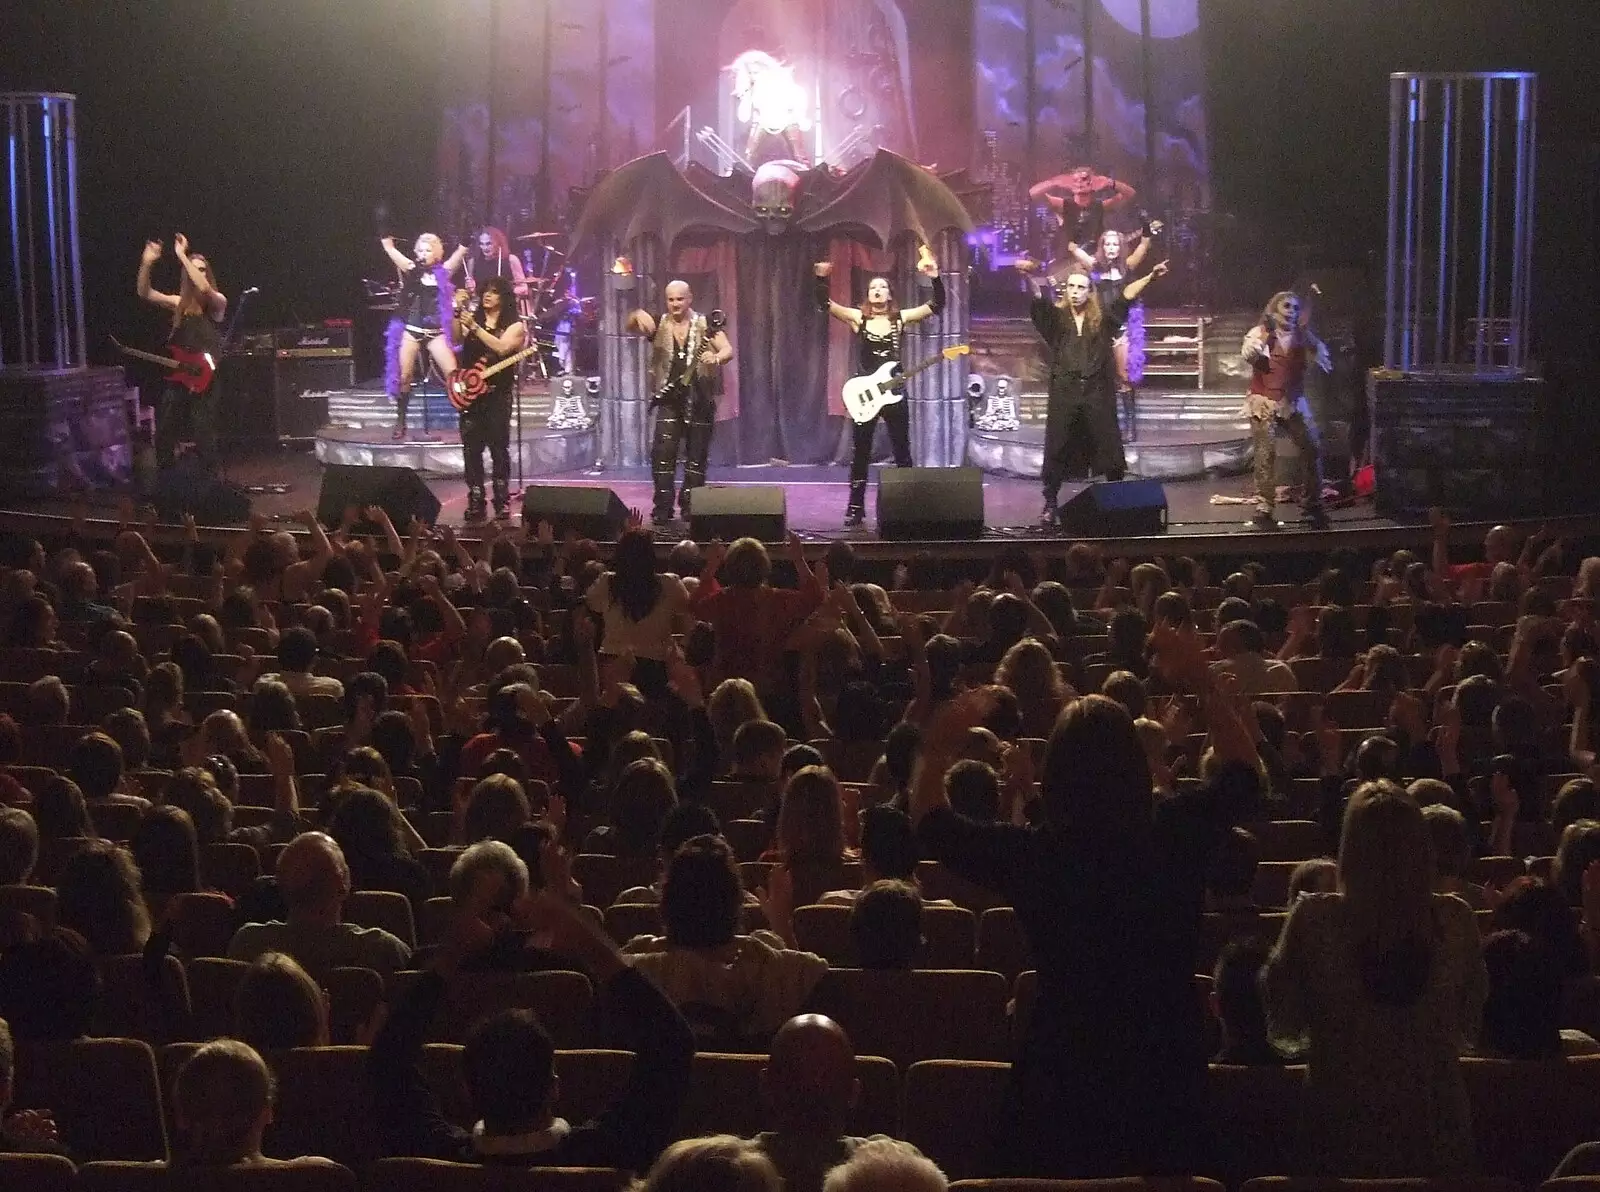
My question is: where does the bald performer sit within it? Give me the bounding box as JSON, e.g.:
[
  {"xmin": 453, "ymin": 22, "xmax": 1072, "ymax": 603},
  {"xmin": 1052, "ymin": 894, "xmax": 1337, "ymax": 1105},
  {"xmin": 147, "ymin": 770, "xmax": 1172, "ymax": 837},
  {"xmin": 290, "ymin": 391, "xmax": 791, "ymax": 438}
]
[
  {"xmin": 755, "ymin": 1014, "xmax": 908, "ymax": 1192},
  {"xmin": 226, "ymin": 831, "xmax": 412, "ymax": 978},
  {"xmin": 627, "ymin": 281, "xmax": 733, "ymax": 525}
]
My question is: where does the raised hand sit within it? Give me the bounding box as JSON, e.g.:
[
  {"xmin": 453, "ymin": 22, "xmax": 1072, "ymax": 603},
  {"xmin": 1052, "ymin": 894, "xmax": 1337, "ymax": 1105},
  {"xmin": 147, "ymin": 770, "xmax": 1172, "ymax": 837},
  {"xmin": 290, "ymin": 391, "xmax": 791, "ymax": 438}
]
[
  {"xmin": 1149, "ymin": 259, "xmax": 1171, "ymax": 278},
  {"xmin": 813, "ymin": 261, "xmax": 833, "ymax": 277},
  {"xmin": 141, "ymin": 239, "xmax": 163, "ymax": 266},
  {"xmin": 1013, "ymin": 256, "xmax": 1040, "ymax": 275},
  {"xmin": 916, "ymin": 244, "xmax": 940, "ymax": 277},
  {"xmin": 624, "ymin": 507, "xmax": 645, "ymax": 531},
  {"xmin": 174, "ymin": 232, "xmax": 190, "ymax": 256},
  {"xmin": 536, "ymin": 519, "xmax": 556, "ymax": 548}
]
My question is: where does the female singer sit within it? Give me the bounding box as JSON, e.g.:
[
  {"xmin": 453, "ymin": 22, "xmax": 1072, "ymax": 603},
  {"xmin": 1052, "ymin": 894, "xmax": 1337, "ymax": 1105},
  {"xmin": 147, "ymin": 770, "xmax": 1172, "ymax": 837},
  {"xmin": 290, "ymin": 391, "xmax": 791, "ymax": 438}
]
[
  {"xmin": 455, "ymin": 275, "xmax": 529, "ymax": 522},
  {"xmin": 381, "ymin": 232, "xmax": 470, "ymax": 441},
  {"xmin": 815, "ymin": 247, "xmax": 945, "ymax": 528},
  {"xmin": 1078, "ymin": 223, "xmax": 1161, "ymax": 432}
]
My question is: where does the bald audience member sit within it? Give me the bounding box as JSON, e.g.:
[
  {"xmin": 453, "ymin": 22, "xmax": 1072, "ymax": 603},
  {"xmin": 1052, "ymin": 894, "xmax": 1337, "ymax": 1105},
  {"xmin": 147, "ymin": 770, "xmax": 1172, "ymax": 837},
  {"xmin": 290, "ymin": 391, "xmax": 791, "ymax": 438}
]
[
  {"xmin": 755, "ymin": 1015, "xmax": 896, "ymax": 1192},
  {"xmin": 227, "ymin": 831, "xmax": 411, "ymax": 978}
]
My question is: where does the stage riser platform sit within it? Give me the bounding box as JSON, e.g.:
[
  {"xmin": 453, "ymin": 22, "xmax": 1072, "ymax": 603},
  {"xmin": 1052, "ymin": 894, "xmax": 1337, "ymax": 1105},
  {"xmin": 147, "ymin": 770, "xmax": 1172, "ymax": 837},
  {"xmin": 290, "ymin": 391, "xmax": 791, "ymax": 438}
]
[
  {"xmin": 969, "ymin": 390, "xmax": 1254, "ymax": 481},
  {"xmin": 314, "ymin": 427, "xmax": 594, "ymax": 477}
]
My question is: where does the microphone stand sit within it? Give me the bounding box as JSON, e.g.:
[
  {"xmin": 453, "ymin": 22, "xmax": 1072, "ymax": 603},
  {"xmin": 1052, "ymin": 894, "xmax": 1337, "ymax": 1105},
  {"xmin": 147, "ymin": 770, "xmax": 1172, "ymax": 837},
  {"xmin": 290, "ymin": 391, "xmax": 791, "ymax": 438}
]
[{"xmin": 222, "ymin": 287, "xmax": 259, "ymax": 350}]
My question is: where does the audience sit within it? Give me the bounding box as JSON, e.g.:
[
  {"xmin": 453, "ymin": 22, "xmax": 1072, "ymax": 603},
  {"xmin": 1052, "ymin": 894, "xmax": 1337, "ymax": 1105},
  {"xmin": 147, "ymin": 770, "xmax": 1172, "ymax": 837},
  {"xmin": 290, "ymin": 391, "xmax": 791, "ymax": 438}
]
[
  {"xmin": 170, "ymin": 1038, "xmax": 334, "ymax": 1168},
  {"xmin": 1264, "ymin": 781, "xmax": 1487, "ymax": 1177},
  {"xmin": 370, "ymin": 863, "xmax": 694, "ymax": 1167},
  {"xmin": 625, "ymin": 835, "xmax": 828, "ymax": 1045},
  {"xmin": 227, "ymin": 831, "xmax": 412, "ymax": 978},
  {"xmin": 7, "ymin": 509, "xmax": 1600, "ymax": 1182},
  {"xmin": 755, "ymin": 1014, "xmax": 887, "ymax": 1192}
]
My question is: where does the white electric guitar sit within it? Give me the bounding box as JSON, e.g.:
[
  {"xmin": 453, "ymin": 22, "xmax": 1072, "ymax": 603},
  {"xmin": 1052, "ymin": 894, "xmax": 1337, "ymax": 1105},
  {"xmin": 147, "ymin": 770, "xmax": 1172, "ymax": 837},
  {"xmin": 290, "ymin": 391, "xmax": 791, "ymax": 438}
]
[{"xmin": 841, "ymin": 344, "xmax": 970, "ymax": 425}]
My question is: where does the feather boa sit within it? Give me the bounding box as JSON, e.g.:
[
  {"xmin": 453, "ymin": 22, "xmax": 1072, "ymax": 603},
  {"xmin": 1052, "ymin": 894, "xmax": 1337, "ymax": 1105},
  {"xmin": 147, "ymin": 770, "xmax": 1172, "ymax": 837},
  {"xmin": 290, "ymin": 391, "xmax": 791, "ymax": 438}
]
[{"xmin": 384, "ymin": 264, "xmax": 459, "ymax": 399}]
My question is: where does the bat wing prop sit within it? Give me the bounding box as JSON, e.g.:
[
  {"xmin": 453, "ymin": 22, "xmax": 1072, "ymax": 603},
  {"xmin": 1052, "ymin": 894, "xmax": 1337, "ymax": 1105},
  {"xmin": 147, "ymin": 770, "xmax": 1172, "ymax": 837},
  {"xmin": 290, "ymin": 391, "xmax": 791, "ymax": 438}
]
[
  {"xmin": 570, "ymin": 152, "xmax": 759, "ymax": 255},
  {"xmin": 797, "ymin": 149, "xmax": 977, "ymax": 247}
]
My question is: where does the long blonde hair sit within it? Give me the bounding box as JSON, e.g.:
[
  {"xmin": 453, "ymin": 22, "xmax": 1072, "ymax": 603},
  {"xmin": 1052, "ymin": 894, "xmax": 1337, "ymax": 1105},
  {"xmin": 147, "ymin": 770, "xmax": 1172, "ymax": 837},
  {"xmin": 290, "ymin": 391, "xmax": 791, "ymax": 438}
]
[{"xmin": 1338, "ymin": 780, "xmax": 1437, "ymax": 1005}]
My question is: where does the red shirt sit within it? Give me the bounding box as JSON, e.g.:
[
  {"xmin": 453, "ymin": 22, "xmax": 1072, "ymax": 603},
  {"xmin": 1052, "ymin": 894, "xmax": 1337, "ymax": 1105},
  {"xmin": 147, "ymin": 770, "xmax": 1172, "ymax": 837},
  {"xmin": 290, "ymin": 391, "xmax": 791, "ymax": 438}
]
[
  {"xmin": 691, "ymin": 575, "xmax": 824, "ymax": 695},
  {"xmin": 458, "ymin": 727, "xmax": 571, "ymax": 790}
]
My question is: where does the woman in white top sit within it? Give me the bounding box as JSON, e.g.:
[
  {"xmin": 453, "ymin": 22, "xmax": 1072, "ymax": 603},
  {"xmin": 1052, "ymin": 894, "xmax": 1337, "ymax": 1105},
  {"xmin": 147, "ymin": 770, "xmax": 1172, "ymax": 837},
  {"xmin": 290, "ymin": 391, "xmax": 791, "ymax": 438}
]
[
  {"xmin": 1264, "ymin": 780, "xmax": 1487, "ymax": 1177},
  {"xmin": 585, "ymin": 527, "xmax": 693, "ymax": 697}
]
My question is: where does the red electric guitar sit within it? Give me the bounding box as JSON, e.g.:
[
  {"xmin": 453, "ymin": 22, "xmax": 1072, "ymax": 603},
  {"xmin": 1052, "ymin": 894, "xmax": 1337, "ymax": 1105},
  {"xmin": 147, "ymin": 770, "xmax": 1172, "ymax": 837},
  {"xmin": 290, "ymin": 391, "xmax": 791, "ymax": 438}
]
[
  {"xmin": 446, "ymin": 342, "xmax": 545, "ymax": 412},
  {"xmin": 111, "ymin": 336, "xmax": 217, "ymax": 394}
]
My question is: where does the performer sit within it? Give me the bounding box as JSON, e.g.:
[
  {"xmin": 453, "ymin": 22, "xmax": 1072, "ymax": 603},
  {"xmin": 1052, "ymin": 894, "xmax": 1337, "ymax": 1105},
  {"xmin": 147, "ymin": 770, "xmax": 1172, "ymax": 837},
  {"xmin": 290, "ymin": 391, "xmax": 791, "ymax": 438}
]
[
  {"xmin": 1242, "ymin": 291, "xmax": 1332, "ymax": 530},
  {"xmin": 1018, "ymin": 256, "xmax": 1168, "ymax": 526},
  {"xmin": 381, "ymin": 232, "xmax": 470, "ymax": 441},
  {"xmin": 135, "ymin": 235, "xmax": 227, "ymax": 471},
  {"xmin": 626, "ymin": 280, "xmax": 733, "ymax": 526},
  {"xmin": 1081, "ymin": 223, "xmax": 1163, "ymax": 434},
  {"xmin": 1028, "ymin": 165, "xmax": 1137, "ymax": 267},
  {"xmin": 455, "ymin": 275, "xmax": 528, "ymax": 522},
  {"xmin": 463, "ymin": 226, "xmax": 531, "ymax": 311},
  {"xmin": 729, "ymin": 50, "xmax": 813, "ymax": 165},
  {"xmin": 815, "ymin": 247, "xmax": 945, "ymax": 527}
]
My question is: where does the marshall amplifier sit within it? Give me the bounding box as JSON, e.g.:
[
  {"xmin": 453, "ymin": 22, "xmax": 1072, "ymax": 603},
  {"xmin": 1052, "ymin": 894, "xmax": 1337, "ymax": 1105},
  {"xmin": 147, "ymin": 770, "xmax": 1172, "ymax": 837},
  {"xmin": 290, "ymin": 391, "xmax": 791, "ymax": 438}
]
[
  {"xmin": 274, "ymin": 324, "xmax": 354, "ymax": 441},
  {"xmin": 274, "ymin": 325, "xmax": 353, "ymax": 353}
]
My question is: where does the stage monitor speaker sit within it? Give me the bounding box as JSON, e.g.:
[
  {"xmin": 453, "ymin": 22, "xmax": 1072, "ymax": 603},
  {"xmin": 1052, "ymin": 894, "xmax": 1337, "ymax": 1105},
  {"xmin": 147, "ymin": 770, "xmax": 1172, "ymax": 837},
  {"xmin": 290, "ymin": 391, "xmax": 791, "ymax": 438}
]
[
  {"xmin": 151, "ymin": 457, "xmax": 253, "ymax": 524},
  {"xmin": 689, "ymin": 485, "xmax": 787, "ymax": 542},
  {"xmin": 318, "ymin": 464, "xmax": 441, "ymax": 531},
  {"xmin": 521, "ymin": 484, "xmax": 628, "ymax": 541},
  {"xmin": 1058, "ymin": 479, "xmax": 1168, "ymax": 537},
  {"xmin": 877, "ymin": 467, "xmax": 985, "ymax": 540}
]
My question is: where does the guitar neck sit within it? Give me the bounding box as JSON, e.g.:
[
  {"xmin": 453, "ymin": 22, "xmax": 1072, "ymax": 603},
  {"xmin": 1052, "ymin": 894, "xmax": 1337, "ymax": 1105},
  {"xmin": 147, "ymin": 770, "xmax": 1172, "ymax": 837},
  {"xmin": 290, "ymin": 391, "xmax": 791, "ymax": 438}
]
[
  {"xmin": 898, "ymin": 350, "xmax": 960, "ymax": 384},
  {"xmin": 118, "ymin": 345, "xmax": 178, "ymax": 369},
  {"xmin": 478, "ymin": 343, "xmax": 543, "ymax": 380}
]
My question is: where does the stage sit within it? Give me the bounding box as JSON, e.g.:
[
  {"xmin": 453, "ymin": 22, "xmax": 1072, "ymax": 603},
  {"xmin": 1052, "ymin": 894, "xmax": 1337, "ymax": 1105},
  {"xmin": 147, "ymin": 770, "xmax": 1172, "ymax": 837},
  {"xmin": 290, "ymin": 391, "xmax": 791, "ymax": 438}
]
[{"xmin": 0, "ymin": 442, "xmax": 1466, "ymax": 561}]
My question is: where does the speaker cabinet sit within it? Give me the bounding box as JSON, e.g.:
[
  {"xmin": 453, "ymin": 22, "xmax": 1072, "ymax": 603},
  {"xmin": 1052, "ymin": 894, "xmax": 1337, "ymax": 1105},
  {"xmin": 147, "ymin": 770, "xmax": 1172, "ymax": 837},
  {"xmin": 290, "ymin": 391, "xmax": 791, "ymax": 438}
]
[
  {"xmin": 1057, "ymin": 480, "xmax": 1168, "ymax": 537},
  {"xmin": 275, "ymin": 351, "xmax": 350, "ymax": 440},
  {"xmin": 521, "ymin": 484, "xmax": 628, "ymax": 541},
  {"xmin": 151, "ymin": 457, "xmax": 253, "ymax": 523},
  {"xmin": 876, "ymin": 468, "xmax": 985, "ymax": 540},
  {"xmin": 689, "ymin": 486, "xmax": 787, "ymax": 542},
  {"xmin": 318, "ymin": 464, "xmax": 440, "ymax": 531}
]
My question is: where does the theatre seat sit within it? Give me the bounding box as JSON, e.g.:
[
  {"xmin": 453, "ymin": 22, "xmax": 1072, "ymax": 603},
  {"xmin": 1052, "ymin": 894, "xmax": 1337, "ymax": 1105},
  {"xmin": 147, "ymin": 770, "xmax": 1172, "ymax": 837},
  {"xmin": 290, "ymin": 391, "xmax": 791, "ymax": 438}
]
[
  {"xmin": 0, "ymin": 1154, "xmax": 76, "ymax": 1192},
  {"xmin": 369, "ymin": 1160, "xmax": 628, "ymax": 1192},
  {"xmin": 806, "ymin": 969, "xmax": 1008, "ymax": 1070},
  {"xmin": 79, "ymin": 1160, "xmax": 358, "ymax": 1192},
  {"xmin": 901, "ymin": 1059, "xmax": 1011, "ymax": 1180},
  {"xmin": 14, "ymin": 1038, "xmax": 169, "ymax": 1161}
]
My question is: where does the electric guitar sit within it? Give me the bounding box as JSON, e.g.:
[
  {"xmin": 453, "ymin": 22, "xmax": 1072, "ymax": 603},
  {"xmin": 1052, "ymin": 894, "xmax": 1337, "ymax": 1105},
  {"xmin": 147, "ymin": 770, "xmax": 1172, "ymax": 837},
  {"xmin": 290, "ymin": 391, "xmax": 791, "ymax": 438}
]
[
  {"xmin": 110, "ymin": 337, "xmax": 217, "ymax": 394},
  {"xmin": 446, "ymin": 342, "xmax": 545, "ymax": 411},
  {"xmin": 841, "ymin": 344, "xmax": 970, "ymax": 424}
]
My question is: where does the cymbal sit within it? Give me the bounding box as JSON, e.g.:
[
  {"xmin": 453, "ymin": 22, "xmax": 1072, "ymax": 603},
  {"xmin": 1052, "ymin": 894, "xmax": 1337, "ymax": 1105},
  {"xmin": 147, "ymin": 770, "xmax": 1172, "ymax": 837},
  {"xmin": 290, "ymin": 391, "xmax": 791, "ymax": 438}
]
[{"xmin": 517, "ymin": 231, "xmax": 562, "ymax": 241}]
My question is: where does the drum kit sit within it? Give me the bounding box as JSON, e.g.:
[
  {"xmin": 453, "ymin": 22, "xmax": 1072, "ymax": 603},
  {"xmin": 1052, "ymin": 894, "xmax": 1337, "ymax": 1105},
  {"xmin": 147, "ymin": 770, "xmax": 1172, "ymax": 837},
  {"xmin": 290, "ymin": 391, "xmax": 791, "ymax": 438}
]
[
  {"xmin": 362, "ymin": 229, "xmax": 599, "ymax": 385},
  {"xmin": 514, "ymin": 231, "xmax": 598, "ymax": 380}
]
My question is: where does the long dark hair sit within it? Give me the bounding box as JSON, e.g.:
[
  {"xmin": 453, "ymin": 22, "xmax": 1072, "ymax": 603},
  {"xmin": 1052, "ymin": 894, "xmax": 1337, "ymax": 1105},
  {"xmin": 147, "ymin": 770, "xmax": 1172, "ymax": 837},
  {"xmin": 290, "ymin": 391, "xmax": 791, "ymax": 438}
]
[
  {"xmin": 611, "ymin": 529, "xmax": 663, "ymax": 622},
  {"xmin": 475, "ymin": 275, "xmax": 516, "ymax": 330}
]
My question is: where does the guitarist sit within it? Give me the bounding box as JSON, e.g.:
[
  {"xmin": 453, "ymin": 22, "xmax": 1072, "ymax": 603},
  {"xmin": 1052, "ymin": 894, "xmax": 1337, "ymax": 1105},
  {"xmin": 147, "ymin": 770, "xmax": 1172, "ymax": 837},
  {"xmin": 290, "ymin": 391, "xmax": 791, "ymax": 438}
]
[
  {"xmin": 625, "ymin": 280, "xmax": 733, "ymax": 526},
  {"xmin": 814, "ymin": 248, "xmax": 944, "ymax": 528},
  {"xmin": 455, "ymin": 275, "xmax": 528, "ymax": 522},
  {"xmin": 136, "ymin": 235, "xmax": 227, "ymax": 470}
]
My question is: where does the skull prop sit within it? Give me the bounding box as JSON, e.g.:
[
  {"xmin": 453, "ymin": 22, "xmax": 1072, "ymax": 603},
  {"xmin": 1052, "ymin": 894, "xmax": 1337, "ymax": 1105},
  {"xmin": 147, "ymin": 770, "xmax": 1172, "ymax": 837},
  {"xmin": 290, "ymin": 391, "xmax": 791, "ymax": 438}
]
[{"xmin": 752, "ymin": 161, "xmax": 803, "ymax": 235}]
